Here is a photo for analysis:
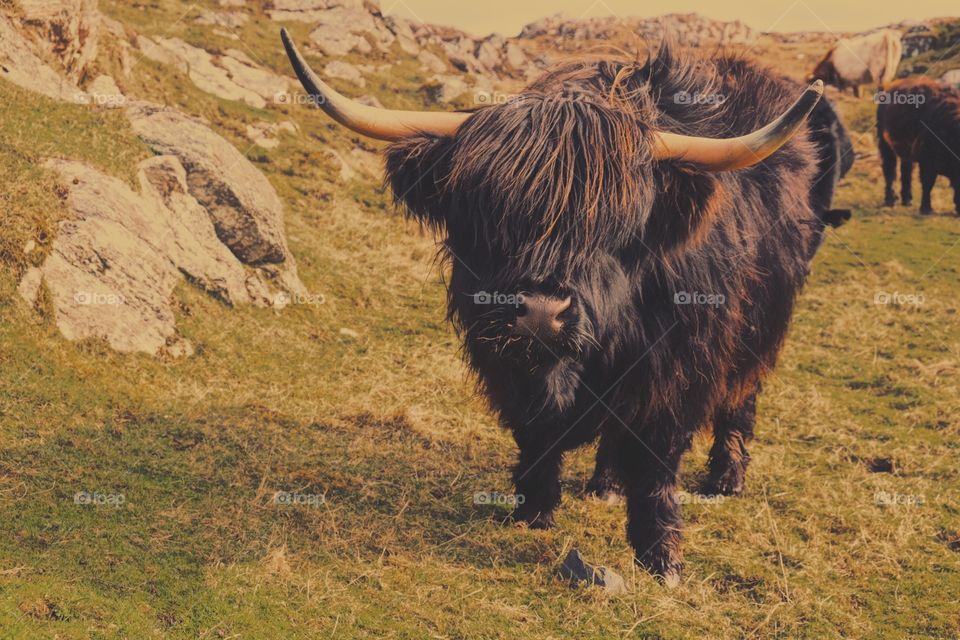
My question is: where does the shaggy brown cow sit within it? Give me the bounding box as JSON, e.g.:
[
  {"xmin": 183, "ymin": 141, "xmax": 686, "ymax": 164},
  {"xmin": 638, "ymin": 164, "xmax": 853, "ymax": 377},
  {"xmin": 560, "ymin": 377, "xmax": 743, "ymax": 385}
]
[
  {"xmin": 878, "ymin": 78, "xmax": 960, "ymax": 214},
  {"xmin": 281, "ymin": 29, "xmax": 850, "ymax": 584},
  {"xmin": 809, "ymin": 29, "xmax": 902, "ymax": 97}
]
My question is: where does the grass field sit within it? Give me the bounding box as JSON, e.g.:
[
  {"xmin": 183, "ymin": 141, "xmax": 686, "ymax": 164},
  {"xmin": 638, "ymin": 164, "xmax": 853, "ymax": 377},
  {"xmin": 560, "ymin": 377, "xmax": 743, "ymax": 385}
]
[{"xmin": 1, "ymin": 2, "xmax": 959, "ymax": 638}]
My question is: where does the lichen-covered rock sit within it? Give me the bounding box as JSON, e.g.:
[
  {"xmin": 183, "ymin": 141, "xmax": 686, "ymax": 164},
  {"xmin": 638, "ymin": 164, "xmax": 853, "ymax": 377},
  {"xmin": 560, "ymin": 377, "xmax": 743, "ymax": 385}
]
[
  {"xmin": 422, "ymin": 74, "xmax": 468, "ymax": 103},
  {"xmin": 125, "ymin": 101, "xmax": 303, "ymax": 275},
  {"xmin": 324, "ymin": 60, "xmax": 365, "ymax": 87},
  {"xmin": 154, "ymin": 37, "xmax": 266, "ymax": 106},
  {"xmin": 194, "ymin": 10, "xmax": 249, "ymax": 29},
  {"xmin": 219, "ymin": 48, "xmax": 289, "ymax": 101},
  {"xmin": 21, "ymin": 158, "xmax": 246, "ymax": 353},
  {"xmin": 17, "ymin": 0, "xmax": 101, "ymax": 79},
  {"xmin": 246, "ymin": 120, "xmax": 298, "ymax": 149},
  {"xmin": 0, "ymin": 14, "xmax": 86, "ymax": 101}
]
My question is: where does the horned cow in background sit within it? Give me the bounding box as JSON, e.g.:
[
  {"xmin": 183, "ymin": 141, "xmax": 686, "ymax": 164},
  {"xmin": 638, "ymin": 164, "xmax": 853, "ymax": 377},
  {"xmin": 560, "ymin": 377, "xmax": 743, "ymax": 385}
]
[{"xmin": 282, "ymin": 28, "xmax": 852, "ymax": 584}]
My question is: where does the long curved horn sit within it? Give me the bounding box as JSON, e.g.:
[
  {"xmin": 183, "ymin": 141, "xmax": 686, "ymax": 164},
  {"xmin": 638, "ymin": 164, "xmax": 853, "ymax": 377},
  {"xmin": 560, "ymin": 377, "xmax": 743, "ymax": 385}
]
[
  {"xmin": 280, "ymin": 28, "xmax": 469, "ymax": 141},
  {"xmin": 651, "ymin": 80, "xmax": 824, "ymax": 171}
]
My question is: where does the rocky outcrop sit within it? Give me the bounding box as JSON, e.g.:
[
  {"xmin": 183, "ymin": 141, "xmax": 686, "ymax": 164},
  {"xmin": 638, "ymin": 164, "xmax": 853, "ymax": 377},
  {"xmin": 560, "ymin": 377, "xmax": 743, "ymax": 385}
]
[
  {"xmin": 18, "ymin": 140, "xmax": 310, "ymax": 354},
  {"xmin": 194, "ymin": 9, "xmax": 249, "ymax": 29},
  {"xmin": 324, "ymin": 60, "xmax": 365, "ymax": 87},
  {"xmin": 421, "ymin": 74, "xmax": 469, "ymax": 103},
  {"xmin": 519, "ymin": 12, "xmax": 755, "ymax": 46},
  {"xmin": 136, "ymin": 36, "xmax": 288, "ymax": 108},
  {"xmin": 20, "ymin": 157, "xmax": 267, "ymax": 354},
  {"xmin": 0, "ymin": 13, "xmax": 86, "ymax": 101},
  {"xmin": 125, "ymin": 102, "xmax": 303, "ymax": 278},
  {"xmin": 16, "ymin": 0, "xmax": 101, "ymax": 80},
  {"xmin": 901, "ymin": 24, "xmax": 938, "ymax": 58},
  {"xmin": 246, "ymin": 120, "xmax": 299, "ymax": 149}
]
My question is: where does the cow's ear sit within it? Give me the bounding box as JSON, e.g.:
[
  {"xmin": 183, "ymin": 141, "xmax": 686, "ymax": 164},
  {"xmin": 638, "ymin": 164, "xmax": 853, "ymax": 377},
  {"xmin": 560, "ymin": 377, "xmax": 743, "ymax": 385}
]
[
  {"xmin": 646, "ymin": 163, "xmax": 726, "ymax": 254},
  {"xmin": 384, "ymin": 134, "xmax": 455, "ymax": 229}
]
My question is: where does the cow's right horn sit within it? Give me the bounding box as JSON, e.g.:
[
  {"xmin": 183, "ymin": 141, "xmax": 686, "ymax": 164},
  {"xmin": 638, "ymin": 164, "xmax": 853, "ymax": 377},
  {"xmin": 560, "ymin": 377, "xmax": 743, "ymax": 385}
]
[
  {"xmin": 651, "ymin": 80, "xmax": 824, "ymax": 171},
  {"xmin": 281, "ymin": 29, "xmax": 469, "ymax": 141}
]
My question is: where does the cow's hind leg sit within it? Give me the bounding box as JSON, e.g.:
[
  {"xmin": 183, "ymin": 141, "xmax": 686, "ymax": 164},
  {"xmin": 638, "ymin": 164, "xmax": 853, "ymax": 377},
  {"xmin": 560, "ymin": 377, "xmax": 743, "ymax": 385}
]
[
  {"xmin": 704, "ymin": 390, "xmax": 757, "ymax": 497},
  {"xmin": 585, "ymin": 433, "xmax": 621, "ymax": 501},
  {"xmin": 614, "ymin": 428, "xmax": 687, "ymax": 586},
  {"xmin": 919, "ymin": 161, "xmax": 937, "ymax": 214},
  {"xmin": 880, "ymin": 137, "xmax": 897, "ymax": 207},
  {"xmin": 900, "ymin": 156, "xmax": 914, "ymax": 206}
]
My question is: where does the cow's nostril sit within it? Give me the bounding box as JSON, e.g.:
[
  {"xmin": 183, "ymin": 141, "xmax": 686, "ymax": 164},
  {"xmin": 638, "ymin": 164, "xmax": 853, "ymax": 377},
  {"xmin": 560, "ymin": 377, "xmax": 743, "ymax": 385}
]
[{"xmin": 512, "ymin": 294, "xmax": 572, "ymax": 339}]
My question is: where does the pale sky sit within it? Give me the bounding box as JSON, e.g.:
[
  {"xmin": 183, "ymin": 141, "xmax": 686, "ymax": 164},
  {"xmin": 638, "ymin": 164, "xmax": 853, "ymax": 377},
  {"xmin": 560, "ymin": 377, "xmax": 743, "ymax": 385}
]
[{"xmin": 381, "ymin": 0, "xmax": 958, "ymax": 37}]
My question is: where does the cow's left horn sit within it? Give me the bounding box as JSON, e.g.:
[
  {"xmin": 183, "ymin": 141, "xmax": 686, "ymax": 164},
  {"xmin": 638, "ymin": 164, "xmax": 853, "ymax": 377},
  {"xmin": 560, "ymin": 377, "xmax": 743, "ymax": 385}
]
[
  {"xmin": 651, "ymin": 80, "xmax": 824, "ymax": 171},
  {"xmin": 281, "ymin": 28, "xmax": 469, "ymax": 141}
]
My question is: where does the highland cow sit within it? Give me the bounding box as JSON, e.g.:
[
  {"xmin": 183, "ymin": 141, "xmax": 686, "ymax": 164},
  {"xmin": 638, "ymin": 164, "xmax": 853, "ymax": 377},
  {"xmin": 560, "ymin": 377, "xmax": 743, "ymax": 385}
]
[
  {"xmin": 282, "ymin": 29, "xmax": 851, "ymax": 584},
  {"xmin": 808, "ymin": 29, "xmax": 902, "ymax": 97},
  {"xmin": 878, "ymin": 78, "xmax": 960, "ymax": 214}
]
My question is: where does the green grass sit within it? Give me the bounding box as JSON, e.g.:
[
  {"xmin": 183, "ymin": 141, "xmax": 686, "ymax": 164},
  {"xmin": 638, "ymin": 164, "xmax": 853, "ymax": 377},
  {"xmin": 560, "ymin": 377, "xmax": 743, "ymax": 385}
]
[{"xmin": 1, "ymin": 3, "xmax": 959, "ymax": 638}]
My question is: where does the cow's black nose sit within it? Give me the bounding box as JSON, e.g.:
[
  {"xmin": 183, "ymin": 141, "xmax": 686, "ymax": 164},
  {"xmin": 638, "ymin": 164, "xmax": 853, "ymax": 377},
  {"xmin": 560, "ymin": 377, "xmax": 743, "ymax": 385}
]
[{"xmin": 512, "ymin": 294, "xmax": 572, "ymax": 339}]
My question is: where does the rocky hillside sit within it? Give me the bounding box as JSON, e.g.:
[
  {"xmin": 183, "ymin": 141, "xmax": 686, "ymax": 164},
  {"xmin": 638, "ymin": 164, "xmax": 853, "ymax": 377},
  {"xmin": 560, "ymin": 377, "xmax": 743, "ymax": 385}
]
[{"xmin": 2, "ymin": 0, "xmax": 958, "ymax": 357}]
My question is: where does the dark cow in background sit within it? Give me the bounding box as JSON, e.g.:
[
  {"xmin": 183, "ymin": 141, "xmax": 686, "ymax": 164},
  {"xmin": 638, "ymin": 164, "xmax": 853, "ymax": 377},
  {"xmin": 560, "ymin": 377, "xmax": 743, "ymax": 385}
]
[
  {"xmin": 282, "ymin": 30, "xmax": 852, "ymax": 584},
  {"xmin": 878, "ymin": 78, "xmax": 960, "ymax": 214},
  {"xmin": 807, "ymin": 97, "xmax": 856, "ymax": 255},
  {"xmin": 809, "ymin": 29, "xmax": 902, "ymax": 97}
]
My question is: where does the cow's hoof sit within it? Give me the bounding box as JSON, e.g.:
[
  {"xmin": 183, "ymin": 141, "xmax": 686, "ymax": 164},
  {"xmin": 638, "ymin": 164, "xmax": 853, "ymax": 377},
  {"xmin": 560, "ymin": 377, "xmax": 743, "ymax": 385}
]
[
  {"xmin": 883, "ymin": 197, "xmax": 896, "ymax": 207},
  {"xmin": 659, "ymin": 570, "xmax": 682, "ymax": 589},
  {"xmin": 703, "ymin": 476, "xmax": 744, "ymax": 497},
  {"xmin": 587, "ymin": 489, "xmax": 623, "ymax": 505},
  {"xmin": 920, "ymin": 206, "xmax": 933, "ymax": 215},
  {"xmin": 513, "ymin": 508, "xmax": 555, "ymax": 530},
  {"xmin": 586, "ymin": 476, "xmax": 623, "ymax": 504},
  {"xmin": 637, "ymin": 555, "xmax": 683, "ymax": 588},
  {"xmin": 704, "ymin": 464, "xmax": 746, "ymax": 496}
]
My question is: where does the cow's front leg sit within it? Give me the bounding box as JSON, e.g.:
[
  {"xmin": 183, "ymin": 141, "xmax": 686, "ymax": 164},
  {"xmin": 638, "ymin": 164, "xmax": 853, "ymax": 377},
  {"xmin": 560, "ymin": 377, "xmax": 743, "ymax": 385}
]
[
  {"xmin": 919, "ymin": 162, "xmax": 937, "ymax": 214},
  {"xmin": 510, "ymin": 430, "xmax": 564, "ymax": 529},
  {"xmin": 879, "ymin": 138, "xmax": 897, "ymax": 207},
  {"xmin": 614, "ymin": 430, "xmax": 686, "ymax": 586},
  {"xmin": 585, "ymin": 433, "xmax": 622, "ymax": 501},
  {"xmin": 900, "ymin": 157, "xmax": 914, "ymax": 206},
  {"xmin": 950, "ymin": 175, "xmax": 960, "ymax": 215},
  {"xmin": 705, "ymin": 391, "xmax": 757, "ymax": 496}
]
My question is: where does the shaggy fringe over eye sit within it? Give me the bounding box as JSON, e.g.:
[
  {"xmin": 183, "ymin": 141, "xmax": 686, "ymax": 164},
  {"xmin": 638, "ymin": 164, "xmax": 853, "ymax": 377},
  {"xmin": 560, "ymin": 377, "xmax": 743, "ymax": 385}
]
[{"xmin": 443, "ymin": 86, "xmax": 655, "ymax": 276}]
